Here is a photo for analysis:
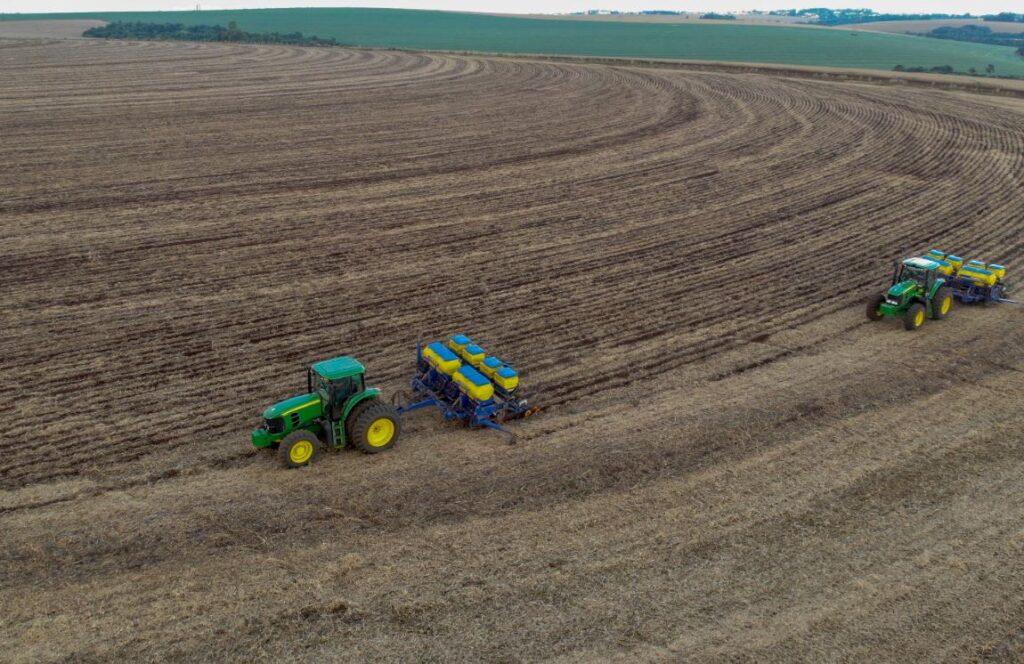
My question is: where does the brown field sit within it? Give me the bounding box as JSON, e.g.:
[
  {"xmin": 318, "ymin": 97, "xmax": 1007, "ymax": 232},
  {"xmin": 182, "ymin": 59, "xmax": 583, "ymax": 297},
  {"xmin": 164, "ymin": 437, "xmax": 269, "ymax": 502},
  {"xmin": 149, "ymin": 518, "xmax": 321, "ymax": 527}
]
[
  {"xmin": 847, "ymin": 18, "xmax": 1024, "ymax": 34},
  {"xmin": 2, "ymin": 36, "xmax": 1024, "ymax": 662},
  {"xmin": 0, "ymin": 19, "xmax": 105, "ymax": 39}
]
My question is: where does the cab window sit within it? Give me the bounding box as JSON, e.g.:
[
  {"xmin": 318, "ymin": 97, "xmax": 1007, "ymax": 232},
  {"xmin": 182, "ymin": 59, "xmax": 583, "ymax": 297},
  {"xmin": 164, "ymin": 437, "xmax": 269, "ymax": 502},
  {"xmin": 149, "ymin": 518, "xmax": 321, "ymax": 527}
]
[
  {"xmin": 332, "ymin": 377, "xmax": 355, "ymax": 401},
  {"xmin": 313, "ymin": 373, "xmax": 331, "ymax": 395}
]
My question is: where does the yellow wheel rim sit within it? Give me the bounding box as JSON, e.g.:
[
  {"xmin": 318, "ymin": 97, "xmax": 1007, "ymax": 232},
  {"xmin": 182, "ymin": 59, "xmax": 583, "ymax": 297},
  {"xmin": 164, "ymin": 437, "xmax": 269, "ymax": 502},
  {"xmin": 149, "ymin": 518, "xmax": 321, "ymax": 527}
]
[
  {"xmin": 915, "ymin": 310, "xmax": 925, "ymax": 327},
  {"xmin": 366, "ymin": 417, "xmax": 395, "ymax": 447},
  {"xmin": 940, "ymin": 296, "xmax": 951, "ymax": 314},
  {"xmin": 289, "ymin": 439, "xmax": 314, "ymax": 464}
]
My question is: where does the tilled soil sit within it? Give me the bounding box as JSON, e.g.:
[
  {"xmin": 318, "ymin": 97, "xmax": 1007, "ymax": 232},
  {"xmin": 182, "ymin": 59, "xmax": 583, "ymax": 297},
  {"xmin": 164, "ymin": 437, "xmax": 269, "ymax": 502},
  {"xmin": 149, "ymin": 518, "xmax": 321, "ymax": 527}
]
[
  {"xmin": 0, "ymin": 20, "xmax": 106, "ymax": 40},
  {"xmin": 1, "ymin": 38, "xmax": 1023, "ymax": 662}
]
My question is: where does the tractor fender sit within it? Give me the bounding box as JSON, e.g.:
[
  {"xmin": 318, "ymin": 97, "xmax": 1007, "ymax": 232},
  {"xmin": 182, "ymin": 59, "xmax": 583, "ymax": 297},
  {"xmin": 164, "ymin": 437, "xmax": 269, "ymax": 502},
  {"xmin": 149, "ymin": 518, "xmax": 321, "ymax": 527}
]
[
  {"xmin": 927, "ymin": 278, "xmax": 947, "ymax": 299},
  {"xmin": 341, "ymin": 389, "xmax": 381, "ymax": 425}
]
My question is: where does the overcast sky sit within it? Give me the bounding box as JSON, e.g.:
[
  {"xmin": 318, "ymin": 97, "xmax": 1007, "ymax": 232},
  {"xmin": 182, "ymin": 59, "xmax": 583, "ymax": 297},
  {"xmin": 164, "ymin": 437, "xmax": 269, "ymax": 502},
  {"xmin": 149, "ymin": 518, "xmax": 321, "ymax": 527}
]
[{"xmin": 5, "ymin": 1, "xmax": 1013, "ymax": 16}]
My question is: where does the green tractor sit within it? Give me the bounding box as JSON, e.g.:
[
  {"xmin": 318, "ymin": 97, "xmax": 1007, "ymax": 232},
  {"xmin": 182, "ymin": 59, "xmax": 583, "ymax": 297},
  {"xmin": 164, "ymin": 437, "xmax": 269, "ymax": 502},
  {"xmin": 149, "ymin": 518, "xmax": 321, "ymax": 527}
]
[
  {"xmin": 866, "ymin": 257, "xmax": 953, "ymax": 331},
  {"xmin": 251, "ymin": 356, "xmax": 402, "ymax": 468}
]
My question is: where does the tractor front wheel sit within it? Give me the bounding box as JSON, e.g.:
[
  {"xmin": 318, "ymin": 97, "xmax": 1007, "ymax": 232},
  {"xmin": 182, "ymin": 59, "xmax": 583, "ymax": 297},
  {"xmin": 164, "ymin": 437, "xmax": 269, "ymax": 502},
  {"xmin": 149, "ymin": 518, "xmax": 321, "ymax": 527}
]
[
  {"xmin": 350, "ymin": 400, "xmax": 401, "ymax": 454},
  {"xmin": 904, "ymin": 303, "xmax": 926, "ymax": 331},
  {"xmin": 279, "ymin": 429, "xmax": 321, "ymax": 468},
  {"xmin": 866, "ymin": 294, "xmax": 886, "ymax": 321},
  {"xmin": 931, "ymin": 287, "xmax": 953, "ymax": 320}
]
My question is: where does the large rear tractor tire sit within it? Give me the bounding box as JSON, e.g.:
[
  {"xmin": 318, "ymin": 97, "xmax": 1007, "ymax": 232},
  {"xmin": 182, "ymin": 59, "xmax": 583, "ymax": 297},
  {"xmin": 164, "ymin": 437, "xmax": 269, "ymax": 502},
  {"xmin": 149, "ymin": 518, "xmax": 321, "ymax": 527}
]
[
  {"xmin": 345, "ymin": 398, "xmax": 376, "ymax": 443},
  {"xmin": 931, "ymin": 287, "xmax": 953, "ymax": 319},
  {"xmin": 904, "ymin": 303, "xmax": 926, "ymax": 331},
  {"xmin": 866, "ymin": 294, "xmax": 886, "ymax": 321},
  {"xmin": 349, "ymin": 400, "xmax": 401, "ymax": 454},
  {"xmin": 279, "ymin": 429, "xmax": 321, "ymax": 468}
]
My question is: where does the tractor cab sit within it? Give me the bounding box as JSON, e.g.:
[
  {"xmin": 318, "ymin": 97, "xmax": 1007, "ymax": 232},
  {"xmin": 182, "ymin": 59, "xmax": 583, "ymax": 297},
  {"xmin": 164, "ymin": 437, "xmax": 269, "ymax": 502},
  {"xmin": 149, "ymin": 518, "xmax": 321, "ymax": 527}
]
[
  {"xmin": 889, "ymin": 257, "xmax": 938, "ymax": 298},
  {"xmin": 252, "ymin": 355, "xmax": 402, "ymax": 467},
  {"xmin": 308, "ymin": 357, "xmax": 366, "ymax": 420}
]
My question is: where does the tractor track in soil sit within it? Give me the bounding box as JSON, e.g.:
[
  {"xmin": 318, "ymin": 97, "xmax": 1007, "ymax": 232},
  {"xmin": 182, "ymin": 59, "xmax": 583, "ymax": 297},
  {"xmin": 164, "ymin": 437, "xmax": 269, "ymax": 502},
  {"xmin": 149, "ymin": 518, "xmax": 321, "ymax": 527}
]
[{"xmin": 1, "ymin": 37, "xmax": 1023, "ymax": 662}]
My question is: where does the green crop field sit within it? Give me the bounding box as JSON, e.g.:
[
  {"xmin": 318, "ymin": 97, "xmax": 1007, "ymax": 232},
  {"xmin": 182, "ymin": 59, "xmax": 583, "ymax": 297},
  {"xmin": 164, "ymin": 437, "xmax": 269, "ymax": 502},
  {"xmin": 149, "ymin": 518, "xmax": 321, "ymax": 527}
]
[{"xmin": 5, "ymin": 8, "xmax": 1024, "ymax": 76}]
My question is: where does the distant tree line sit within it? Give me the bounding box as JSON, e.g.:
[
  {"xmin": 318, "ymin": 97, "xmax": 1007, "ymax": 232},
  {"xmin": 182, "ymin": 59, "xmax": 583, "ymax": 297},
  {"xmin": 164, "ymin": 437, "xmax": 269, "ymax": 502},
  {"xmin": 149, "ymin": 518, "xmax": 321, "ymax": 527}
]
[
  {"xmin": 985, "ymin": 13, "xmax": 1024, "ymax": 23},
  {"xmin": 924, "ymin": 25, "xmax": 1024, "ymax": 49},
  {"xmin": 770, "ymin": 8, "xmax": 974, "ymax": 26},
  {"xmin": 700, "ymin": 13, "xmax": 736, "ymax": 20},
  {"xmin": 83, "ymin": 21, "xmax": 340, "ymax": 46},
  {"xmin": 760, "ymin": 8, "xmax": 1024, "ymax": 26},
  {"xmin": 893, "ymin": 64, "xmax": 955, "ymax": 74},
  {"xmin": 892, "ymin": 63, "xmax": 1005, "ymax": 76}
]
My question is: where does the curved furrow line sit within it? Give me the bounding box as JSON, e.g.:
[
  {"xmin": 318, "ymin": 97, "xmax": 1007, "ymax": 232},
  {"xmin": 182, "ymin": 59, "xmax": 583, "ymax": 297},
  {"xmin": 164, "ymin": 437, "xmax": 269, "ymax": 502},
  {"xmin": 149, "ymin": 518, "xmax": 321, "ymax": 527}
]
[{"xmin": 2, "ymin": 42, "xmax": 1022, "ymax": 487}]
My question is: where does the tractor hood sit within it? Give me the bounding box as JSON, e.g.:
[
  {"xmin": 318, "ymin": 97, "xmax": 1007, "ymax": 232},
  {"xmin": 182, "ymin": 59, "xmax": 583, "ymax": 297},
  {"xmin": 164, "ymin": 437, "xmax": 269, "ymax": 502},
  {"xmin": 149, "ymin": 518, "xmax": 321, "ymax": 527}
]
[
  {"xmin": 887, "ymin": 280, "xmax": 917, "ymax": 299},
  {"xmin": 263, "ymin": 393, "xmax": 323, "ymax": 420}
]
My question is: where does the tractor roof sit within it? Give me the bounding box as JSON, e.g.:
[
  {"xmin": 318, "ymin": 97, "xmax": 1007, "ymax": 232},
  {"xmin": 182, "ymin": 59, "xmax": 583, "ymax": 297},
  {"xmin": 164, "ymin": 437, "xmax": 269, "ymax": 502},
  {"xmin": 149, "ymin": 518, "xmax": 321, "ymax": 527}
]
[
  {"xmin": 311, "ymin": 356, "xmax": 365, "ymax": 380},
  {"xmin": 903, "ymin": 257, "xmax": 940, "ymax": 270}
]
